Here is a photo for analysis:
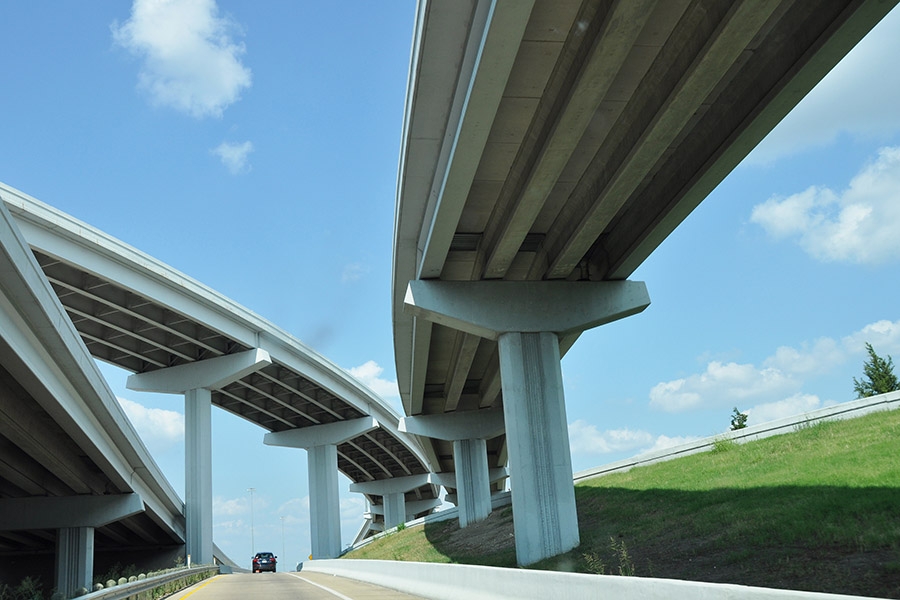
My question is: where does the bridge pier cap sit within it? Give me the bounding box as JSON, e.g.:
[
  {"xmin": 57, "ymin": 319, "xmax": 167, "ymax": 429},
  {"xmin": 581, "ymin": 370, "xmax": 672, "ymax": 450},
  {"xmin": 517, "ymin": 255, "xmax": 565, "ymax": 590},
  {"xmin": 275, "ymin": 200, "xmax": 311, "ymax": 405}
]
[{"xmin": 403, "ymin": 280, "xmax": 650, "ymax": 339}]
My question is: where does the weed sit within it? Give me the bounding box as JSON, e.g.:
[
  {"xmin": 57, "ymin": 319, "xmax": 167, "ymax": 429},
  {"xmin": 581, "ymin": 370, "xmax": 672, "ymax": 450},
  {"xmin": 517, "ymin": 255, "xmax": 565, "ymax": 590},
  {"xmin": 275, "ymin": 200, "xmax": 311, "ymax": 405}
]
[
  {"xmin": 610, "ymin": 537, "xmax": 635, "ymax": 576},
  {"xmin": 582, "ymin": 551, "xmax": 606, "ymax": 574},
  {"xmin": 711, "ymin": 437, "xmax": 737, "ymax": 453}
]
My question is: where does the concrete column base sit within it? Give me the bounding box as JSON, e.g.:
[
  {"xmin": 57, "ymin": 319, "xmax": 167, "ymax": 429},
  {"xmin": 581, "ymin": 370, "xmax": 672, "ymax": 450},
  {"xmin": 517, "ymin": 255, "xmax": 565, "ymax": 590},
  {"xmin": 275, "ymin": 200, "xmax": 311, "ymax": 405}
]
[
  {"xmin": 185, "ymin": 388, "xmax": 213, "ymax": 565},
  {"xmin": 56, "ymin": 526, "xmax": 93, "ymax": 599},
  {"xmin": 308, "ymin": 444, "xmax": 342, "ymax": 559},
  {"xmin": 383, "ymin": 492, "xmax": 407, "ymax": 530},
  {"xmin": 453, "ymin": 438, "xmax": 492, "ymax": 527},
  {"xmin": 499, "ymin": 331, "xmax": 579, "ymax": 566}
]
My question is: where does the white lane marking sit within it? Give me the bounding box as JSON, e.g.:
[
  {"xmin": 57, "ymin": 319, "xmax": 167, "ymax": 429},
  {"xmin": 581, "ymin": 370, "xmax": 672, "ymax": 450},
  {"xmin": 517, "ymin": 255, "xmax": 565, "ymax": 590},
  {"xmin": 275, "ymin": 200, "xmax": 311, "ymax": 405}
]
[{"xmin": 286, "ymin": 572, "xmax": 355, "ymax": 600}]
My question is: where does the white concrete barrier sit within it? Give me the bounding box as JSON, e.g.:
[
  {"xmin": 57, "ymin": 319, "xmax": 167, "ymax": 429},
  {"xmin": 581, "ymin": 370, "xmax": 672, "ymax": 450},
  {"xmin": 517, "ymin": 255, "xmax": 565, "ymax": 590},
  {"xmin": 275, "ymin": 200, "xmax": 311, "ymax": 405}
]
[{"xmin": 303, "ymin": 559, "xmax": 879, "ymax": 599}]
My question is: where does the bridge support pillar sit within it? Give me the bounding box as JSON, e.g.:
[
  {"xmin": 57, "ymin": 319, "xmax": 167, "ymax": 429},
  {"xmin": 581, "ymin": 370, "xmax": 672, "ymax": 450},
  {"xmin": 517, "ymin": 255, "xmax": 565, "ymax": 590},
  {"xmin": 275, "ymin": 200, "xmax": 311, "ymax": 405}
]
[
  {"xmin": 383, "ymin": 493, "xmax": 406, "ymax": 529},
  {"xmin": 404, "ymin": 280, "xmax": 650, "ymax": 565},
  {"xmin": 399, "ymin": 407, "xmax": 504, "ymax": 527},
  {"xmin": 265, "ymin": 417, "xmax": 379, "ymax": 559},
  {"xmin": 185, "ymin": 387, "xmax": 213, "ymax": 564},
  {"xmin": 307, "ymin": 444, "xmax": 341, "ymax": 559},
  {"xmin": 349, "ymin": 473, "xmax": 437, "ymax": 531},
  {"xmin": 56, "ymin": 527, "xmax": 93, "ymax": 599},
  {"xmin": 127, "ymin": 349, "xmax": 272, "ymax": 565}
]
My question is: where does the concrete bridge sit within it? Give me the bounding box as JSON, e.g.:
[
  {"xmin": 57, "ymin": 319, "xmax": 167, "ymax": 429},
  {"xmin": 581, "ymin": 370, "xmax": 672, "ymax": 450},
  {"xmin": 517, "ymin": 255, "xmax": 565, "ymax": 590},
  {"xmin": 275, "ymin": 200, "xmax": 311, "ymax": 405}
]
[
  {"xmin": 392, "ymin": 0, "xmax": 899, "ymax": 567},
  {"xmin": 0, "ymin": 185, "xmax": 440, "ymax": 597},
  {"xmin": 0, "ymin": 0, "xmax": 897, "ymax": 596}
]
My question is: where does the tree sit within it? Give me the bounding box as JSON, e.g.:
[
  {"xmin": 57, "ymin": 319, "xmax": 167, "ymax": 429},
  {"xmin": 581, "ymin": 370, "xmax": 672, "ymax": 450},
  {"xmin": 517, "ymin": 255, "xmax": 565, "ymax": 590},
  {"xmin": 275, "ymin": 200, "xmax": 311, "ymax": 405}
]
[
  {"xmin": 852, "ymin": 342, "xmax": 900, "ymax": 398},
  {"xmin": 730, "ymin": 407, "xmax": 748, "ymax": 430}
]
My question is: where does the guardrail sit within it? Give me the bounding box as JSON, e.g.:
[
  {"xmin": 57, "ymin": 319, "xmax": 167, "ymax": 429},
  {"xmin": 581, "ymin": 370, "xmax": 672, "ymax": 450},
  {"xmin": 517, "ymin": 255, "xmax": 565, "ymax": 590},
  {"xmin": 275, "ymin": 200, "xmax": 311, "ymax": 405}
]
[{"xmin": 78, "ymin": 565, "xmax": 218, "ymax": 600}]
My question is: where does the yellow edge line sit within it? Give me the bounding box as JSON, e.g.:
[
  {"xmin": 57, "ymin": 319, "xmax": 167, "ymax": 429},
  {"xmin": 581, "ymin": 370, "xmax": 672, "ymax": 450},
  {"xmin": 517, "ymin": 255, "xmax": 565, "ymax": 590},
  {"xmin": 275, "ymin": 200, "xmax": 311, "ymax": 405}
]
[{"xmin": 178, "ymin": 574, "xmax": 220, "ymax": 598}]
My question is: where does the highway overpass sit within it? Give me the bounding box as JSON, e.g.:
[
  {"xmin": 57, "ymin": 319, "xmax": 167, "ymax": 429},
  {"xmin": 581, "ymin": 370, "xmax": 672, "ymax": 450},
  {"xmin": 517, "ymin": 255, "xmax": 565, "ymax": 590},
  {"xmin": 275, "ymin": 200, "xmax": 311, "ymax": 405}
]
[
  {"xmin": 0, "ymin": 185, "xmax": 440, "ymax": 596},
  {"xmin": 1, "ymin": 0, "xmax": 897, "ymax": 594},
  {"xmin": 393, "ymin": 0, "xmax": 899, "ymax": 566}
]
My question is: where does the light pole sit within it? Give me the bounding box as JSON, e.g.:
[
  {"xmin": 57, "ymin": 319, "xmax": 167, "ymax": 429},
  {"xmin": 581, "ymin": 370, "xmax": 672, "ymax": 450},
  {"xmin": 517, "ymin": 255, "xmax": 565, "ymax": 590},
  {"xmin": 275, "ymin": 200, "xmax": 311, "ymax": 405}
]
[
  {"xmin": 247, "ymin": 487, "xmax": 256, "ymax": 555},
  {"xmin": 280, "ymin": 516, "xmax": 286, "ymax": 561}
]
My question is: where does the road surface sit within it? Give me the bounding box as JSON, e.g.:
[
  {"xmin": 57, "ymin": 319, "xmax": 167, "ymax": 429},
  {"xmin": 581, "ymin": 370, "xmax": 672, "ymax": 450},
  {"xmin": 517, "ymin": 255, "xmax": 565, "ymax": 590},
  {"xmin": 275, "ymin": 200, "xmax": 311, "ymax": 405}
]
[{"xmin": 165, "ymin": 571, "xmax": 428, "ymax": 599}]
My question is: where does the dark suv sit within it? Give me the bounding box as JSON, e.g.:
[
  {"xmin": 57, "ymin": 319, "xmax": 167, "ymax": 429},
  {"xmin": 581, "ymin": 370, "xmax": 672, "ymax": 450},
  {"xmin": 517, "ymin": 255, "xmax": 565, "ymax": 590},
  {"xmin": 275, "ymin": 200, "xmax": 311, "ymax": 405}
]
[{"xmin": 252, "ymin": 552, "xmax": 277, "ymax": 573}]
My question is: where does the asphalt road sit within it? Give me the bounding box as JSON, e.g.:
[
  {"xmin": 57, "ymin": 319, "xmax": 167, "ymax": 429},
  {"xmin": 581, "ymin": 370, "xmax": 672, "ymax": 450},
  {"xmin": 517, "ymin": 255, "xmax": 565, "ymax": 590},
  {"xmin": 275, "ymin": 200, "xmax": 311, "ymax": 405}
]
[{"xmin": 165, "ymin": 571, "xmax": 428, "ymax": 599}]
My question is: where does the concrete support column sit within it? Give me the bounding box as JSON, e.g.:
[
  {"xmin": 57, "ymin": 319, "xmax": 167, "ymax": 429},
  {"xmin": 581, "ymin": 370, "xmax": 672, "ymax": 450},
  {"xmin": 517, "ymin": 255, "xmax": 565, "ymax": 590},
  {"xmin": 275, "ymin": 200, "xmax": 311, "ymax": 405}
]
[
  {"xmin": 127, "ymin": 348, "xmax": 272, "ymax": 565},
  {"xmin": 307, "ymin": 444, "xmax": 341, "ymax": 560},
  {"xmin": 498, "ymin": 331, "xmax": 578, "ymax": 565},
  {"xmin": 453, "ymin": 438, "xmax": 491, "ymax": 527},
  {"xmin": 56, "ymin": 527, "xmax": 93, "ymax": 599},
  {"xmin": 265, "ymin": 417, "xmax": 379, "ymax": 559},
  {"xmin": 382, "ymin": 493, "xmax": 407, "ymax": 530},
  {"xmin": 185, "ymin": 387, "xmax": 213, "ymax": 565},
  {"xmin": 399, "ymin": 407, "xmax": 504, "ymax": 529},
  {"xmin": 404, "ymin": 280, "xmax": 650, "ymax": 565}
]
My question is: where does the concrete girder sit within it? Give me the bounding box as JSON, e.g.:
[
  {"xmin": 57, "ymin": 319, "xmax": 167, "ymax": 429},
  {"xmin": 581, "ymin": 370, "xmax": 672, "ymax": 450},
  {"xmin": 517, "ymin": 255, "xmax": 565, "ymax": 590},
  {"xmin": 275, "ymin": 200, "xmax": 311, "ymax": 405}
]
[
  {"xmin": 399, "ymin": 406, "xmax": 504, "ymax": 441},
  {"xmin": 404, "ymin": 280, "xmax": 650, "ymax": 340},
  {"xmin": 544, "ymin": 0, "xmax": 784, "ymax": 278},
  {"xmin": 0, "ymin": 493, "xmax": 144, "ymax": 530},
  {"xmin": 481, "ymin": 0, "xmax": 658, "ymax": 280},
  {"xmin": 263, "ymin": 417, "xmax": 378, "ymax": 449},
  {"xmin": 126, "ymin": 348, "xmax": 272, "ymax": 393}
]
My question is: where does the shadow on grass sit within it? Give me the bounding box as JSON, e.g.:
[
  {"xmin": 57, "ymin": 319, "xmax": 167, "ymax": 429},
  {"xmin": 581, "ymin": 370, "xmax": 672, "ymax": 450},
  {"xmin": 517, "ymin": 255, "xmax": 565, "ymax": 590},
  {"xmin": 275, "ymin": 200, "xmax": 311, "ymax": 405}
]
[{"xmin": 422, "ymin": 485, "xmax": 900, "ymax": 598}]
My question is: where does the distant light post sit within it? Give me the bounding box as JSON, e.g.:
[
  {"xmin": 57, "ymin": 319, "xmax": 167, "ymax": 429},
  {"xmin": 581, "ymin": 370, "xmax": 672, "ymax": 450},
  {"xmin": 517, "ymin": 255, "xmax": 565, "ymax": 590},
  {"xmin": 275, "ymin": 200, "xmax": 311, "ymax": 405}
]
[
  {"xmin": 247, "ymin": 487, "xmax": 256, "ymax": 554},
  {"xmin": 280, "ymin": 516, "xmax": 286, "ymax": 560}
]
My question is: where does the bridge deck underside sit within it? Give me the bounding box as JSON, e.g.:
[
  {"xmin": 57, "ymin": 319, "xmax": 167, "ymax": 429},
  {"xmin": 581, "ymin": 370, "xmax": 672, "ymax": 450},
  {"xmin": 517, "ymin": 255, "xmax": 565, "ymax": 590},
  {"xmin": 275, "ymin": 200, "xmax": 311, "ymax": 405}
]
[{"xmin": 396, "ymin": 0, "xmax": 896, "ymax": 477}]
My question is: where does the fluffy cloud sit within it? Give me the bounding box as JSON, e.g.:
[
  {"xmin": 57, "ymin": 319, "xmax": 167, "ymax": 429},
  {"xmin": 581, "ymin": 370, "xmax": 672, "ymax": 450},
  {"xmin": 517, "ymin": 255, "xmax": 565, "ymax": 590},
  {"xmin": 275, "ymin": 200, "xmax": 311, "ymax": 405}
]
[
  {"xmin": 118, "ymin": 397, "xmax": 183, "ymax": 453},
  {"xmin": 568, "ymin": 421, "xmax": 699, "ymax": 456},
  {"xmin": 745, "ymin": 393, "xmax": 823, "ymax": 426},
  {"xmin": 347, "ymin": 361, "xmax": 400, "ymax": 402},
  {"xmin": 112, "ymin": 0, "xmax": 252, "ymax": 118},
  {"xmin": 649, "ymin": 361, "xmax": 798, "ymax": 413},
  {"xmin": 212, "ymin": 140, "xmax": 254, "ymax": 174},
  {"xmin": 746, "ymin": 8, "xmax": 900, "ymax": 164},
  {"xmin": 568, "ymin": 421, "xmax": 654, "ymax": 454},
  {"xmin": 650, "ymin": 319, "xmax": 900, "ymax": 414},
  {"xmin": 751, "ymin": 146, "xmax": 900, "ymax": 264},
  {"xmin": 214, "ymin": 496, "xmax": 248, "ymax": 517}
]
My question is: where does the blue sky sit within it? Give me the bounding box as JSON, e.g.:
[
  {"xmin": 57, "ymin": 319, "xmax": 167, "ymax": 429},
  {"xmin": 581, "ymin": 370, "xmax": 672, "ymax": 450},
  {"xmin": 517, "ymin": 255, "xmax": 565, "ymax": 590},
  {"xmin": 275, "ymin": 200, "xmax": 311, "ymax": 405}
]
[{"xmin": 2, "ymin": 0, "xmax": 900, "ymax": 571}]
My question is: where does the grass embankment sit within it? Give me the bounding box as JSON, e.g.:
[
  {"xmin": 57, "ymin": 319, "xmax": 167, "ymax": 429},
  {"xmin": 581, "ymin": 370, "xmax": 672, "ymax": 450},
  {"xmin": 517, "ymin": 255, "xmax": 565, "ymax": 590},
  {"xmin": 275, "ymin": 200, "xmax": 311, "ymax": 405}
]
[{"xmin": 345, "ymin": 409, "xmax": 900, "ymax": 598}]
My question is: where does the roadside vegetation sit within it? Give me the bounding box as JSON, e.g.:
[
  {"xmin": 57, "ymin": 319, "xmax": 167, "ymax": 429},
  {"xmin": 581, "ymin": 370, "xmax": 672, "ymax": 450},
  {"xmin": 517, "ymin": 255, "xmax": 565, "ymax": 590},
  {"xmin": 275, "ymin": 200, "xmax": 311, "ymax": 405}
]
[{"xmin": 345, "ymin": 408, "xmax": 900, "ymax": 598}]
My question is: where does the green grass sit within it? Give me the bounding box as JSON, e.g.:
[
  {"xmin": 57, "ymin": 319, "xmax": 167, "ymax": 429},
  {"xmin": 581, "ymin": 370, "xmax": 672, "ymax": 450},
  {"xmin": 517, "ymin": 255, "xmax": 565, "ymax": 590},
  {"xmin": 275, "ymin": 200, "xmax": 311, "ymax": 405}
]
[{"xmin": 344, "ymin": 409, "xmax": 900, "ymax": 598}]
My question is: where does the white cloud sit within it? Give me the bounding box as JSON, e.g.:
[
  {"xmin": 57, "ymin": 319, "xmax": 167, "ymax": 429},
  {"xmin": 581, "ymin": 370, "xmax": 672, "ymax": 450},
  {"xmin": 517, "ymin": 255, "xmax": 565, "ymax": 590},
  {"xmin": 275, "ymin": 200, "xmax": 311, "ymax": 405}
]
[
  {"xmin": 214, "ymin": 496, "xmax": 248, "ymax": 517},
  {"xmin": 746, "ymin": 7, "xmax": 900, "ymax": 164},
  {"xmin": 649, "ymin": 319, "xmax": 900, "ymax": 415},
  {"xmin": 841, "ymin": 319, "xmax": 900, "ymax": 355},
  {"xmin": 346, "ymin": 360, "xmax": 400, "ymax": 401},
  {"xmin": 213, "ymin": 140, "xmax": 254, "ymax": 174},
  {"xmin": 568, "ymin": 421, "xmax": 654, "ymax": 454},
  {"xmin": 745, "ymin": 394, "xmax": 822, "ymax": 426},
  {"xmin": 341, "ymin": 263, "xmax": 367, "ymax": 283},
  {"xmin": 118, "ymin": 397, "xmax": 183, "ymax": 452},
  {"xmin": 763, "ymin": 337, "xmax": 844, "ymax": 377},
  {"xmin": 112, "ymin": 0, "xmax": 252, "ymax": 118},
  {"xmin": 568, "ymin": 421, "xmax": 700, "ymax": 457},
  {"xmin": 649, "ymin": 361, "xmax": 797, "ymax": 413},
  {"xmin": 751, "ymin": 146, "xmax": 900, "ymax": 264}
]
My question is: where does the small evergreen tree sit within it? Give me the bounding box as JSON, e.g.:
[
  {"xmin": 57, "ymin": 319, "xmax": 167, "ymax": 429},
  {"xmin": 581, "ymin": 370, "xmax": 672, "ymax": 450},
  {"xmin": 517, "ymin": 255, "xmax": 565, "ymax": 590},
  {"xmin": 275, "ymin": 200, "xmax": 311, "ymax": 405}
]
[
  {"xmin": 853, "ymin": 342, "xmax": 900, "ymax": 398},
  {"xmin": 730, "ymin": 407, "xmax": 748, "ymax": 430}
]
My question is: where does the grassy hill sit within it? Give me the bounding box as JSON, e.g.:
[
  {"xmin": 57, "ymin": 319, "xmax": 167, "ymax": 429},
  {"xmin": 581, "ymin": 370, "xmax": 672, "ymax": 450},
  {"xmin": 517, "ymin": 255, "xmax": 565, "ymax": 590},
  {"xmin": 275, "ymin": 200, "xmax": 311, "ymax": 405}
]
[{"xmin": 344, "ymin": 409, "xmax": 900, "ymax": 598}]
